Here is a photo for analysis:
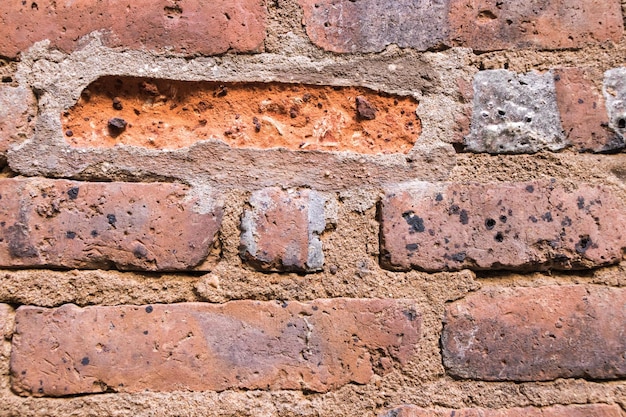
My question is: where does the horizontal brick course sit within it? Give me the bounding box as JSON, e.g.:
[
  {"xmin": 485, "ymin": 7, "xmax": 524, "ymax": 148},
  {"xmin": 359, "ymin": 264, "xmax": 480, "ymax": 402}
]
[
  {"xmin": 0, "ymin": 85, "xmax": 36, "ymax": 164},
  {"xmin": 382, "ymin": 404, "xmax": 624, "ymax": 417},
  {"xmin": 380, "ymin": 182, "xmax": 626, "ymax": 272},
  {"xmin": 0, "ymin": 178, "xmax": 222, "ymax": 271},
  {"xmin": 240, "ymin": 188, "xmax": 328, "ymax": 272},
  {"xmin": 10, "ymin": 299, "xmax": 421, "ymax": 396},
  {"xmin": 442, "ymin": 286, "xmax": 626, "ymax": 381},
  {"xmin": 448, "ymin": 0, "xmax": 624, "ymax": 51},
  {"xmin": 0, "ymin": 0, "xmax": 266, "ymax": 57}
]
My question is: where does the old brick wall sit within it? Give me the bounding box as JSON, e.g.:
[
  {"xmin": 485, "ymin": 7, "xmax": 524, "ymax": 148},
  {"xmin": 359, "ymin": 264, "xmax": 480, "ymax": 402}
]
[{"xmin": 0, "ymin": 0, "xmax": 625, "ymax": 416}]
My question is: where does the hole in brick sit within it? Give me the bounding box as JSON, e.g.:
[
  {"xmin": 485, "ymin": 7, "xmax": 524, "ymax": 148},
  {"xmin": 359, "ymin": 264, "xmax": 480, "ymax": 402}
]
[
  {"xmin": 618, "ymin": 118, "xmax": 626, "ymax": 129},
  {"xmin": 62, "ymin": 76, "xmax": 421, "ymax": 154}
]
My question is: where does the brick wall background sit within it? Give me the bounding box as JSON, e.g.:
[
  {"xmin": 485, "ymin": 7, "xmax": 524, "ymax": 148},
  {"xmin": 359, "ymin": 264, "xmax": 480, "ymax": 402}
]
[{"xmin": 0, "ymin": 1, "xmax": 625, "ymax": 416}]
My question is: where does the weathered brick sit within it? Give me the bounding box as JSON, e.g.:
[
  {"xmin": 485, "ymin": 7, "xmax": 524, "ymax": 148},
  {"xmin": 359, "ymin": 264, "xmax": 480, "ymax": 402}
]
[
  {"xmin": 0, "ymin": 178, "xmax": 222, "ymax": 271},
  {"xmin": 10, "ymin": 299, "xmax": 421, "ymax": 396},
  {"xmin": 465, "ymin": 70, "xmax": 565, "ymax": 154},
  {"xmin": 380, "ymin": 182, "xmax": 626, "ymax": 272},
  {"xmin": 0, "ymin": 85, "xmax": 36, "ymax": 164},
  {"xmin": 448, "ymin": 0, "xmax": 624, "ymax": 51},
  {"xmin": 382, "ymin": 404, "xmax": 624, "ymax": 417},
  {"xmin": 604, "ymin": 67, "xmax": 626, "ymax": 143},
  {"xmin": 0, "ymin": 304, "xmax": 12, "ymax": 340},
  {"xmin": 553, "ymin": 68, "xmax": 623, "ymax": 152},
  {"xmin": 240, "ymin": 188, "xmax": 329, "ymax": 272},
  {"xmin": 442, "ymin": 285, "xmax": 626, "ymax": 381},
  {"xmin": 0, "ymin": 0, "xmax": 266, "ymax": 58},
  {"xmin": 298, "ymin": 0, "xmax": 449, "ymax": 53}
]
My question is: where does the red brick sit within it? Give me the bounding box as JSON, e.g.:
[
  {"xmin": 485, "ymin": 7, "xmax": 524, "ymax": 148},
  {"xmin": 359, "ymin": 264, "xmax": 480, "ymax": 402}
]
[
  {"xmin": 10, "ymin": 299, "xmax": 421, "ymax": 396},
  {"xmin": 240, "ymin": 188, "xmax": 328, "ymax": 272},
  {"xmin": 0, "ymin": 304, "xmax": 12, "ymax": 340},
  {"xmin": 382, "ymin": 404, "xmax": 624, "ymax": 417},
  {"xmin": 0, "ymin": 178, "xmax": 222, "ymax": 271},
  {"xmin": 0, "ymin": 0, "xmax": 266, "ymax": 58},
  {"xmin": 0, "ymin": 85, "xmax": 36, "ymax": 163},
  {"xmin": 553, "ymin": 68, "xmax": 623, "ymax": 152},
  {"xmin": 298, "ymin": 0, "xmax": 450, "ymax": 53},
  {"xmin": 441, "ymin": 285, "xmax": 626, "ymax": 381},
  {"xmin": 448, "ymin": 0, "xmax": 624, "ymax": 51},
  {"xmin": 380, "ymin": 182, "xmax": 626, "ymax": 272}
]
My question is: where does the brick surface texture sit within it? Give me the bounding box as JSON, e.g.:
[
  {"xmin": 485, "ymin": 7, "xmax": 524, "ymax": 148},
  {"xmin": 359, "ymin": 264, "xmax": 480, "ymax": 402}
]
[
  {"xmin": 10, "ymin": 299, "xmax": 421, "ymax": 396},
  {"xmin": 442, "ymin": 285, "xmax": 626, "ymax": 381},
  {"xmin": 553, "ymin": 68, "xmax": 624, "ymax": 152},
  {"xmin": 382, "ymin": 404, "xmax": 624, "ymax": 417},
  {"xmin": 0, "ymin": 178, "xmax": 222, "ymax": 271},
  {"xmin": 240, "ymin": 188, "xmax": 327, "ymax": 272},
  {"xmin": 448, "ymin": 0, "xmax": 624, "ymax": 51},
  {"xmin": 381, "ymin": 182, "xmax": 626, "ymax": 272},
  {"xmin": 0, "ymin": 304, "xmax": 12, "ymax": 340},
  {"xmin": 0, "ymin": 0, "xmax": 266, "ymax": 57}
]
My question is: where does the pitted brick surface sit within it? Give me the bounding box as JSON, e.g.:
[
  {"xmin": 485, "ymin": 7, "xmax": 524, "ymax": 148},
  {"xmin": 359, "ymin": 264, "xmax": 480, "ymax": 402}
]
[
  {"xmin": 10, "ymin": 299, "xmax": 421, "ymax": 396},
  {"xmin": 0, "ymin": 178, "xmax": 222, "ymax": 271},
  {"xmin": 449, "ymin": 0, "xmax": 624, "ymax": 51},
  {"xmin": 553, "ymin": 68, "xmax": 623, "ymax": 152},
  {"xmin": 380, "ymin": 182, "xmax": 626, "ymax": 272},
  {"xmin": 382, "ymin": 404, "xmax": 624, "ymax": 417},
  {"xmin": 442, "ymin": 286, "xmax": 626, "ymax": 381},
  {"xmin": 0, "ymin": 0, "xmax": 266, "ymax": 57},
  {"xmin": 465, "ymin": 70, "xmax": 565, "ymax": 154},
  {"xmin": 298, "ymin": 0, "xmax": 450, "ymax": 53},
  {"xmin": 240, "ymin": 188, "xmax": 327, "ymax": 272}
]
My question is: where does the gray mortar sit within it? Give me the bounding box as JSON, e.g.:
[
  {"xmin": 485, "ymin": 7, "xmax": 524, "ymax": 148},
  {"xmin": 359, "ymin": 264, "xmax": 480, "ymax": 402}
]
[
  {"xmin": 604, "ymin": 67, "xmax": 626, "ymax": 141},
  {"xmin": 465, "ymin": 69, "xmax": 566, "ymax": 154}
]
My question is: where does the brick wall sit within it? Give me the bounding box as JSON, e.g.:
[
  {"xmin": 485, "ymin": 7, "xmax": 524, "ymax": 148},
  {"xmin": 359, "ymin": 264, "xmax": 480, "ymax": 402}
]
[{"xmin": 0, "ymin": 1, "xmax": 625, "ymax": 416}]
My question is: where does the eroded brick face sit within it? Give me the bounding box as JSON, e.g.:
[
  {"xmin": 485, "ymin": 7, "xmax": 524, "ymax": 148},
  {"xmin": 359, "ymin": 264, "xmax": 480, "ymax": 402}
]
[
  {"xmin": 62, "ymin": 77, "xmax": 420, "ymax": 154},
  {"xmin": 240, "ymin": 188, "xmax": 328, "ymax": 272},
  {"xmin": 441, "ymin": 286, "xmax": 626, "ymax": 381},
  {"xmin": 553, "ymin": 68, "xmax": 624, "ymax": 152},
  {"xmin": 448, "ymin": 0, "xmax": 624, "ymax": 51},
  {"xmin": 382, "ymin": 404, "xmax": 625, "ymax": 417},
  {"xmin": 10, "ymin": 299, "xmax": 421, "ymax": 396},
  {"xmin": 0, "ymin": 304, "xmax": 12, "ymax": 340},
  {"xmin": 380, "ymin": 182, "xmax": 626, "ymax": 272},
  {"xmin": 0, "ymin": 178, "xmax": 222, "ymax": 271},
  {"xmin": 0, "ymin": 0, "xmax": 266, "ymax": 57},
  {"xmin": 298, "ymin": 0, "xmax": 450, "ymax": 53},
  {"xmin": 0, "ymin": 85, "xmax": 37, "ymax": 164}
]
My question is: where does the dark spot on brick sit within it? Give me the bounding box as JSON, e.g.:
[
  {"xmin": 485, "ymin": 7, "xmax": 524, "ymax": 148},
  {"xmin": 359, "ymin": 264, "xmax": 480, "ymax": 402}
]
[
  {"xmin": 575, "ymin": 235, "xmax": 592, "ymax": 254},
  {"xmin": 355, "ymin": 96, "xmax": 377, "ymax": 120},
  {"xmin": 145, "ymin": 306, "xmax": 153, "ymax": 313},
  {"xmin": 435, "ymin": 193, "xmax": 443, "ymax": 202},
  {"xmin": 7, "ymin": 224, "xmax": 38, "ymax": 258},
  {"xmin": 65, "ymin": 130, "xmax": 73, "ymax": 137},
  {"xmin": 281, "ymin": 300, "xmax": 288, "ymax": 308},
  {"xmin": 525, "ymin": 185, "xmax": 534, "ymax": 193},
  {"xmin": 577, "ymin": 196, "xmax": 585, "ymax": 209},
  {"xmin": 252, "ymin": 116, "xmax": 261, "ymax": 132},
  {"xmin": 107, "ymin": 117, "xmax": 127, "ymax": 136},
  {"xmin": 107, "ymin": 214, "xmax": 117, "ymax": 225},
  {"xmin": 143, "ymin": 330, "xmax": 149, "ymax": 335},
  {"xmin": 406, "ymin": 243, "xmax": 419, "ymax": 251},
  {"xmin": 112, "ymin": 97, "xmax": 123, "ymax": 110},
  {"xmin": 485, "ymin": 218, "xmax": 496, "ymax": 230},
  {"xmin": 133, "ymin": 245, "xmax": 148, "ymax": 259},
  {"xmin": 403, "ymin": 309, "xmax": 418, "ymax": 321},
  {"xmin": 542, "ymin": 212, "xmax": 553, "ymax": 222},
  {"xmin": 561, "ymin": 216, "xmax": 572, "ymax": 227},
  {"xmin": 450, "ymin": 252, "xmax": 466, "ymax": 262},
  {"xmin": 449, "ymin": 204, "xmax": 460, "ymax": 215},
  {"xmin": 529, "ymin": 215, "xmax": 538, "ymax": 223},
  {"xmin": 499, "ymin": 215, "xmax": 507, "ymax": 223},
  {"xmin": 66, "ymin": 231, "xmax": 76, "ymax": 239},
  {"xmin": 91, "ymin": 230, "xmax": 98, "ymax": 237},
  {"xmin": 215, "ymin": 85, "xmax": 228, "ymax": 97},
  {"xmin": 67, "ymin": 187, "xmax": 79, "ymax": 200},
  {"xmin": 459, "ymin": 209, "xmax": 469, "ymax": 225},
  {"xmin": 81, "ymin": 357, "xmax": 89, "ymax": 366},
  {"xmin": 494, "ymin": 232, "xmax": 504, "ymax": 242},
  {"xmin": 402, "ymin": 211, "xmax": 425, "ymax": 233},
  {"xmin": 312, "ymin": 305, "xmax": 319, "ymax": 311}
]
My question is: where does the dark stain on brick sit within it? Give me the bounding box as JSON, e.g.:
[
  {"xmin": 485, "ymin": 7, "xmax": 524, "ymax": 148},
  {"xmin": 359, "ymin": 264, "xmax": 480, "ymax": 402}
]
[
  {"xmin": 107, "ymin": 214, "xmax": 117, "ymax": 226},
  {"xmin": 402, "ymin": 211, "xmax": 425, "ymax": 233},
  {"xmin": 145, "ymin": 305, "xmax": 153, "ymax": 313},
  {"xmin": 403, "ymin": 309, "xmax": 418, "ymax": 321},
  {"xmin": 525, "ymin": 185, "xmax": 534, "ymax": 193},
  {"xmin": 66, "ymin": 231, "xmax": 76, "ymax": 239},
  {"xmin": 67, "ymin": 187, "xmax": 79, "ymax": 200},
  {"xmin": 406, "ymin": 243, "xmax": 419, "ymax": 251},
  {"xmin": 91, "ymin": 230, "xmax": 98, "ymax": 237},
  {"xmin": 485, "ymin": 218, "xmax": 496, "ymax": 230},
  {"xmin": 542, "ymin": 212, "xmax": 553, "ymax": 222},
  {"xmin": 7, "ymin": 223, "xmax": 38, "ymax": 258},
  {"xmin": 575, "ymin": 235, "xmax": 592, "ymax": 254},
  {"xmin": 80, "ymin": 357, "xmax": 89, "ymax": 366},
  {"xmin": 435, "ymin": 193, "xmax": 443, "ymax": 202},
  {"xmin": 459, "ymin": 209, "xmax": 469, "ymax": 225},
  {"xmin": 494, "ymin": 232, "xmax": 504, "ymax": 242},
  {"xmin": 499, "ymin": 215, "xmax": 507, "ymax": 223},
  {"xmin": 561, "ymin": 216, "xmax": 572, "ymax": 227},
  {"xmin": 450, "ymin": 252, "xmax": 466, "ymax": 262},
  {"xmin": 577, "ymin": 196, "xmax": 585, "ymax": 210},
  {"xmin": 529, "ymin": 215, "xmax": 538, "ymax": 223},
  {"xmin": 133, "ymin": 245, "xmax": 148, "ymax": 259}
]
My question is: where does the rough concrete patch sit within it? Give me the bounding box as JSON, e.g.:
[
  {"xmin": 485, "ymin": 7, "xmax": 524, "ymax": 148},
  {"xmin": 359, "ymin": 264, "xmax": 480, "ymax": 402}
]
[
  {"xmin": 603, "ymin": 67, "xmax": 626, "ymax": 141},
  {"xmin": 465, "ymin": 70, "xmax": 565, "ymax": 154}
]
